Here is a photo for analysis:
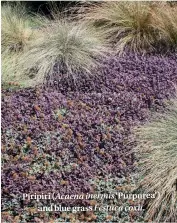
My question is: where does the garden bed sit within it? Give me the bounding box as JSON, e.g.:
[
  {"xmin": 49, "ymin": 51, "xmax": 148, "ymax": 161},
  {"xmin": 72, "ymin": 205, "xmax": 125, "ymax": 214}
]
[{"xmin": 2, "ymin": 52, "xmax": 177, "ymax": 222}]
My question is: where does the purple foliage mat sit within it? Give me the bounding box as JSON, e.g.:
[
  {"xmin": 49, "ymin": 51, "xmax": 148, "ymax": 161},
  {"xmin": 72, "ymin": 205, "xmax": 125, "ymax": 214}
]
[
  {"xmin": 1, "ymin": 53, "xmax": 177, "ymax": 217},
  {"xmin": 49, "ymin": 52, "xmax": 177, "ymax": 96}
]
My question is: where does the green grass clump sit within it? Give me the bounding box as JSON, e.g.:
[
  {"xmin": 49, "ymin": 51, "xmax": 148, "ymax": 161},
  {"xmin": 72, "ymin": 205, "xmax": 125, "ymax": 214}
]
[
  {"xmin": 18, "ymin": 19, "xmax": 108, "ymax": 86},
  {"xmin": 134, "ymin": 100, "xmax": 177, "ymax": 222}
]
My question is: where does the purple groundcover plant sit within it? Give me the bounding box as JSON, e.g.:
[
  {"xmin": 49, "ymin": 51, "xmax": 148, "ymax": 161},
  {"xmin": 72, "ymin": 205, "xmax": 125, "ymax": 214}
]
[
  {"xmin": 1, "ymin": 52, "xmax": 177, "ymax": 221},
  {"xmin": 50, "ymin": 52, "xmax": 177, "ymax": 97}
]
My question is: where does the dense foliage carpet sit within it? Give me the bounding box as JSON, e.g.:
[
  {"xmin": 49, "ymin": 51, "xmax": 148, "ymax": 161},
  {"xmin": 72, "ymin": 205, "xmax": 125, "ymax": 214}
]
[{"xmin": 2, "ymin": 53, "xmax": 177, "ymax": 222}]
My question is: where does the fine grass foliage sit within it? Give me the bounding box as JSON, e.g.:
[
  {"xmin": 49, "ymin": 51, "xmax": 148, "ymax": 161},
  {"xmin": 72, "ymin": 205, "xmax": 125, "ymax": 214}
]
[
  {"xmin": 79, "ymin": 2, "xmax": 159, "ymax": 54},
  {"xmin": 155, "ymin": 4, "xmax": 177, "ymax": 47},
  {"xmin": 2, "ymin": 52, "xmax": 35, "ymax": 88},
  {"xmin": 2, "ymin": 53, "xmax": 18, "ymax": 84},
  {"xmin": 1, "ymin": 3, "xmax": 35, "ymax": 53},
  {"xmin": 134, "ymin": 100, "xmax": 177, "ymax": 222},
  {"xmin": 79, "ymin": 2, "xmax": 177, "ymax": 54},
  {"xmin": 18, "ymin": 19, "xmax": 108, "ymax": 86},
  {"xmin": 1, "ymin": 3, "xmax": 40, "ymax": 87}
]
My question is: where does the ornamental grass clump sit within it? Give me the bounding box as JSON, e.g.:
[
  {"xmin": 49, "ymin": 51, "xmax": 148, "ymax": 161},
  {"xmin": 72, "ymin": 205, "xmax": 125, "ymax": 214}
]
[
  {"xmin": 155, "ymin": 4, "xmax": 177, "ymax": 48},
  {"xmin": 1, "ymin": 3, "xmax": 38, "ymax": 87},
  {"xmin": 80, "ymin": 2, "xmax": 159, "ymax": 54},
  {"xmin": 134, "ymin": 100, "xmax": 177, "ymax": 222},
  {"xmin": 18, "ymin": 19, "xmax": 108, "ymax": 86},
  {"xmin": 2, "ymin": 52, "xmax": 34, "ymax": 88},
  {"xmin": 2, "ymin": 53, "xmax": 19, "ymax": 84},
  {"xmin": 1, "ymin": 3, "xmax": 34, "ymax": 53}
]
